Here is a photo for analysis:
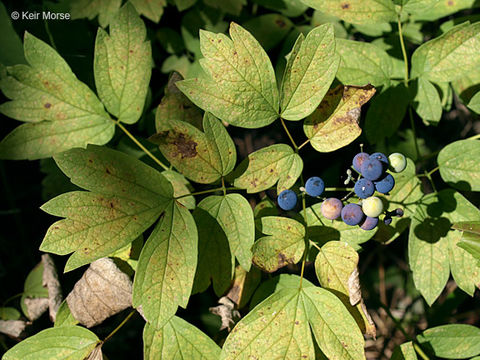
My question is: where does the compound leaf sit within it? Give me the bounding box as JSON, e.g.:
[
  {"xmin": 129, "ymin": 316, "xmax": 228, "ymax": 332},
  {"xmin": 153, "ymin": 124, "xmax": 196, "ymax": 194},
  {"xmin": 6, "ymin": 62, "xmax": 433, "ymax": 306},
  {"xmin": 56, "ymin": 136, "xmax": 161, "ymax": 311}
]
[
  {"xmin": 438, "ymin": 140, "xmax": 480, "ymax": 191},
  {"xmin": 40, "ymin": 145, "xmax": 173, "ymax": 272},
  {"xmin": 130, "ymin": 0, "xmax": 166, "ymax": 22},
  {"xmin": 252, "ymin": 216, "xmax": 305, "ymax": 272},
  {"xmin": 304, "ymin": 84, "xmax": 375, "ymax": 152},
  {"xmin": 144, "ymin": 316, "xmax": 221, "ymax": 360},
  {"xmin": 198, "ymin": 194, "xmax": 255, "ymax": 271},
  {"xmin": 0, "ymin": 32, "xmax": 114, "ymax": 160},
  {"xmin": 133, "ymin": 201, "xmax": 197, "ymax": 329},
  {"xmin": 70, "ymin": 0, "xmax": 121, "ymax": 27},
  {"xmin": 94, "ymin": 3, "xmax": 152, "ymax": 124},
  {"xmin": 280, "ymin": 24, "xmax": 339, "ymax": 120},
  {"xmin": 234, "ymin": 144, "xmax": 303, "ymax": 193},
  {"xmin": 2, "ymin": 326, "xmax": 99, "ymax": 360},
  {"xmin": 299, "ymin": 0, "xmax": 396, "ymax": 25},
  {"xmin": 411, "ymin": 22, "xmax": 480, "ymax": 83},
  {"xmin": 335, "ymin": 39, "xmax": 392, "ymax": 87},
  {"xmin": 177, "ymin": 22, "xmax": 279, "ymax": 129},
  {"xmin": 150, "ymin": 113, "xmax": 236, "ymax": 184}
]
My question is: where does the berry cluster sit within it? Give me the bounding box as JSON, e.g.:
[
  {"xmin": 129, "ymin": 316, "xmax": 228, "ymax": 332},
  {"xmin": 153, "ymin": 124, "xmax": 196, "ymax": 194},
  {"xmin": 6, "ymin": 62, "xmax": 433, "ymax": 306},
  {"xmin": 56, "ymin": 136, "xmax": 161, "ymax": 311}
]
[{"xmin": 276, "ymin": 152, "xmax": 407, "ymax": 231}]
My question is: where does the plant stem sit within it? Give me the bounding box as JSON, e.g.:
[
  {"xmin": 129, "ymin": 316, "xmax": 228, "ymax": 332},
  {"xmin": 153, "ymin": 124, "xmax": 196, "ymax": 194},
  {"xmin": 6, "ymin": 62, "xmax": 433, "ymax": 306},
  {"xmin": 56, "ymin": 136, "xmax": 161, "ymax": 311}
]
[
  {"xmin": 102, "ymin": 309, "xmax": 136, "ymax": 344},
  {"xmin": 397, "ymin": 16, "xmax": 409, "ymax": 87},
  {"xmin": 280, "ymin": 118, "xmax": 298, "ymax": 151},
  {"xmin": 298, "ymin": 138, "xmax": 310, "ymax": 150},
  {"xmin": 414, "ymin": 343, "xmax": 430, "ymax": 360},
  {"xmin": 1, "ymin": 293, "xmax": 22, "ymax": 307},
  {"xmin": 174, "ymin": 186, "xmax": 239, "ymax": 200},
  {"xmin": 299, "ymin": 175, "xmax": 308, "ymax": 289},
  {"xmin": 427, "ymin": 166, "xmax": 439, "ymax": 177},
  {"xmin": 309, "ymin": 240, "xmax": 321, "ymax": 251},
  {"xmin": 221, "ymin": 177, "xmax": 227, "ymax": 196},
  {"xmin": 324, "ymin": 187, "xmax": 352, "ymax": 192},
  {"xmin": 115, "ymin": 121, "xmax": 169, "ymax": 171},
  {"xmin": 409, "ymin": 107, "xmax": 421, "ymax": 160},
  {"xmin": 468, "ymin": 133, "xmax": 480, "ymax": 140},
  {"xmin": 378, "ymin": 303, "xmax": 410, "ymax": 340}
]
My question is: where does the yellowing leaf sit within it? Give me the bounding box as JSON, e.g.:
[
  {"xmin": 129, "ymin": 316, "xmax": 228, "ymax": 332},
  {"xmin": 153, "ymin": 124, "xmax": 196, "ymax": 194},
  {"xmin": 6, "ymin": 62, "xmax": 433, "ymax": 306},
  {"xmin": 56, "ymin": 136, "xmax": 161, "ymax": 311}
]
[
  {"xmin": 177, "ymin": 23, "xmax": 279, "ymax": 129},
  {"xmin": 0, "ymin": 33, "xmax": 114, "ymax": 160},
  {"xmin": 150, "ymin": 113, "xmax": 236, "ymax": 184},
  {"xmin": 133, "ymin": 201, "xmax": 197, "ymax": 329},
  {"xmin": 280, "ymin": 24, "xmax": 339, "ymax": 120},
  {"xmin": 94, "ymin": 3, "xmax": 152, "ymax": 124},
  {"xmin": 234, "ymin": 144, "xmax": 303, "ymax": 193},
  {"xmin": 252, "ymin": 216, "xmax": 305, "ymax": 272},
  {"xmin": 304, "ymin": 85, "xmax": 375, "ymax": 152}
]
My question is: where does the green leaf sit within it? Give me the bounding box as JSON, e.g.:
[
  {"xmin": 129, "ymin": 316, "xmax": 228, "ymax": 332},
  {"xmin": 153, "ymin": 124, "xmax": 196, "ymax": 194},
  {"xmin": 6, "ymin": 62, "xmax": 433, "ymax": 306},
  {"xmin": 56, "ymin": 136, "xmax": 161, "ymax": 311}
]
[
  {"xmin": 0, "ymin": 307, "xmax": 21, "ymax": 321},
  {"xmin": 133, "ymin": 201, "xmax": 197, "ymax": 329},
  {"xmin": 303, "ymin": 286, "xmax": 366, "ymax": 360},
  {"xmin": 280, "ymin": 24, "xmax": 339, "ymax": 120},
  {"xmin": 234, "ymin": 144, "xmax": 303, "ymax": 193},
  {"xmin": 20, "ymin": 262, "xmax": 48, "ymax": 319},
  {"xmin": 54, "ymin": 300, "xmax": 79, "ymax": 327},
  {"xmin": 2, "ymin": 326, "xmax": 99, "ymax": 360},
  {"xmin": 251, "ymin": 0, "xmax": 308, "ymax": 17},
  {"xmin": 192, "ymin": 207, "xmax": 234, "ymax": 296},
  {"xmin": 155, "ymin": 72, "xmax": 203, "ymax": 131},
  {"xmin": 417, "ymin": 324, "xmax": 480, "ymax": 359},
  {"xmin": 314, "ymin": 241, "xmax": 358, "ymax": 297},
  {"xmin": 220, "ymin": 288, "xmax": 315, "ymax": 359},
  {"xmin": 391, "ymin": 341, "xmax": 418, "ymax": 360},
  {"xmin": 304, "ymin": 203, "xmax": 375, "ymax": 250},
  {"xmin": 130, "ymin": 0, "xmax": 166, "ymax": 22},
  {"xmin": 0, "ymin": 33, "xmax": 114, "ymax": 160},
  {"xmin": 455, "ymin": 222, "xmax": 480, "ymax": 263},
  {"xmin": 335, "ymin": 39, "xmax": 392, "ymax": 87},
  {"xmin": 203, "ymin": 0, "xmax": 247, "ymax": 15},
  {"xmin": 352, "ymin": 22, "xmax": 392, "ymax": 37},
  {"xmin": 451, "ymin": 71, "xmax": 480, "ymax": 103},
  {"xmin": 300, "ymin": 0, "xmax": 396, "ymax": 25},
  {"xmin": 0, "ymin": 2, "xmax": 25, "ymax": 66},
  {"xmin": 70, "ymin": 0, "xmax": 121, "ymax": 27},
  {"xmin": 467, "ymin": 91, "xmax": 480, "ymax": 114},
  {"xmin": 365, "ymin": 83, "xmax": 410, "ymax": 144},
  {"xmin": 304, "ymin": 84, "xmax": 375, "ymax": 152},
  {"xmin": 243, "ymin": 14, "xmax": 293, "ymax": 51},
  {"xmin": 40, "ymin": 145, "xmax": 173, "ymax": 271},
  {"xmin": 94, "ymin": 3, "xmax": 152, "ymax": 125},
  {"xmin": 198, "ymin": 194, "xmax": 255, "ymax": 271},
  {"xmin": 409, "ymin": 190, "xmax": 480, "ymax": 305},
  {"xmin": 175, "ymin": 0, "xmax": 197, "ymax": 11},
  {"xmin": 438, "ymin": 140, "xmax": 480, "ymax": 191},
  {"xmin": 412, "ymin": 77, "xmax": 442, "ymax": 124},
  {"xmin": 411, "ymin": 0, "xmax": 479, "ymax": 21},
  {"xmin": 252, "ymin": 216, "xmax": 305, "ymax": 272},
  {"xmin": 177, "ymin": 23, "xmax": 279, "ymax": 129},
  {"xmin": 162, "ymin": 170, "xmax": 195, "ymax": 210},
  {"xmin": 452, "ymin": 221, "xmax": 480, "ymax": 235},
  {"xmin": 150, "ymin": 112, "xmax": 236, "ymax": 184},
  {"xmin": 411, "ymin": 22, "xmax": 480, "ymax": 83},
  {"xmin": 144, "ymin": 317, "xmax": 221, "ymax": 359}
]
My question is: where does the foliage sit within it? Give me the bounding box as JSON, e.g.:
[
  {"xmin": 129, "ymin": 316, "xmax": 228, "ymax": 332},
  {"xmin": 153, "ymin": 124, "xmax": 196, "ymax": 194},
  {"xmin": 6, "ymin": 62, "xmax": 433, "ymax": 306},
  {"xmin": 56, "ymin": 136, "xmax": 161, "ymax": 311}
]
[{"xmin": 1, "ymin": 0, "xmax": 480, "ymax": 359}]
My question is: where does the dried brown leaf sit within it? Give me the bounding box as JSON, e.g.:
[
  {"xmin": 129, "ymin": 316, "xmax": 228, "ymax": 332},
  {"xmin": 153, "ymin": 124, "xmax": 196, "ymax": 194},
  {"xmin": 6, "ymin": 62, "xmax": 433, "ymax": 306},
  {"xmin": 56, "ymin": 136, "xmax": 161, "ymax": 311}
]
[
  {"xmin": 209, "ymin": 296, "xmax": 240, "ymax": 332},
  {"xmin": 23, "ymin": 298, "xmax": 49, "ymax": 321},
  {"xmin": 0, "ymin": 320, "xmax": 28, "ymax": 338},
  {"xmin": 41, "ymin": 254, "xmax": 62, "ymax": 321}
]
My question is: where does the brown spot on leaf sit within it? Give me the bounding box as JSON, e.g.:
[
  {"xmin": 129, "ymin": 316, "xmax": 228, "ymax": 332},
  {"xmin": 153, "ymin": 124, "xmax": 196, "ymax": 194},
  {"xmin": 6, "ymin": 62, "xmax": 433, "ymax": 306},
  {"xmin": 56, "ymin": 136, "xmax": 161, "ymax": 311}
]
[
  {"xmin": 44, "ymin": 103, "xmax": 51, "ymax": 109},
  {"xmin": 295, "ymin": 320, "xmax": 299, "ymax": 325},
  {"xmin": 275, "ymin": 19, "xmax": 286, "ymax": 28},
  {"xmin": 447, "ymin": 0, "xmax": 454, "ymax": 5},
  {"xmin": 341, "ymin": 2, "xmax": 350, "ymax": 9},
  {"xmin": 105, "ymin": 168, "xmax": 111, "ymax": 174}
]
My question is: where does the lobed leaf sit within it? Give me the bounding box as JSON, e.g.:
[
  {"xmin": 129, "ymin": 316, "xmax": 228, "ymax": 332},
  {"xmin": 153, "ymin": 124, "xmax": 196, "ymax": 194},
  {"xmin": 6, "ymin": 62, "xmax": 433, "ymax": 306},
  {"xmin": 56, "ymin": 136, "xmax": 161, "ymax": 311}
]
[
  {"xmin": 304, "ymin": 85, "xmax": 375, "ymax": 152},
  {"xmin": 0, "ymin": 33, "xmax": 114, "ymax": 160},
  {"xmin": 234, "ymin": 144, "xmax": 303, "ymax": 193},
  {"xmin": 177, "ymin": 22, "xmax": 279, "ymax": 129},
  {"xmin": 198, "ymin": 194, "xmax": 255, "ymax": 271},
  {"xmin": 335, "ymin": 39, "xmax": 392, "ymax": 87},
  {"xmin": 411, "ymin": 22, "xmax": 480, "ymax": 83},
  {"xmin": 94, "ymin": 3, "xmax": 152, "ymax": 124},
  {"xmin": 70, "ymin": 0, "xmax": 121, "ymax": 27},
  {"xmin": 144, "ymin": 316, "xmax": 221, "ymax": 360},
  {"xmin": 133, "ymin": 201, "xmax": 197, "ymax": 329},
  {"xmin": 438, "ymin": 140, "xmax": 480, "ymax": 191},
  {"xmin": 130, "ymin": 0, "xmax": 166, "ymax": 23},
  {"xmin": 2, "ymin": 326, "xmax": 99, "ymax": 360},
  {"xmin": 280, "ymin": 24, "xmax": 339, "ymax": 120},
  {"xmin": 150, "ymin": 113, "xmax": 236, "ymax": 184},
  {"xmin": 252, "ymin": 216, "xmax": 305, "ymax": 272}
]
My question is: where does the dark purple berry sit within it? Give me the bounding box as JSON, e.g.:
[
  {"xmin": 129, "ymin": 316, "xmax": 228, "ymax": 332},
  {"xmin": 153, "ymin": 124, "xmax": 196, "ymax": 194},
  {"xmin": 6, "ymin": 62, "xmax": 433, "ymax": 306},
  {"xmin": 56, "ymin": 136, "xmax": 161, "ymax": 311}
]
[
  {"xmin": 352, "ymin": 152, "xmax": 370, "ymax": 173},
  {"xmin": 360, "ymin": 216, "xmax": 379, "ymax": 231},
  {"xmin": 395, "ymin": 208, "xmax": 404, "ymax": 217},
  {"xmin": 370, "ymin": 152, "xmax": 389, "ymax": 167},
  {"xmin": 321, "ymin": 198, "xmax": 343, "ymax": 220},
  {"xmin": 384, "ymin": 216, "xmax": 392, "ymax": 225},
  {"xmin": 341, "ymin": 203, "xmax": 364, "ymax": 226},
  {"xmin": 354, "ymin": 178, "xmax": 375, "ymax": 199},
  {"xmin": 360, "ymin": 158, "xmax": 383, "ymax": 181},
  {"xmin": 374, "ymin": 174, "xmax": 395, "ymax": 194},
  {"xmin": 277, "ymin": 190, "xmax": 297, "ymax": 211},
  {"xmin": 305, "ymin": 176, "xmax": 325, "ymax": 197}
]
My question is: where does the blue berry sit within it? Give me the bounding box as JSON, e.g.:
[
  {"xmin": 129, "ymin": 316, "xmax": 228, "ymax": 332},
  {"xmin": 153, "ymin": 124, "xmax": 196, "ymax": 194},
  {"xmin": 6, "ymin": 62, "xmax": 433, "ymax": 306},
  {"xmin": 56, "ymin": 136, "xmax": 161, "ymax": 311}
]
[
  {"xmin": 370, "ymin": 152, "xmax": 389, "ymax": 167},
  {"xmin": 360, "ymin": 158, "xmax": 383, "ymax": 181},
  {"xmin": 395, "ymin": 208, "xmax": 404, "ymax": 217},
  {"xmin": 374, "ymin": 174, "xmax": 395, "ymax": 194},
  {"xmin": 354, "ymin": 178, "xmax": 375, "ymax": 199},
  {"xmin": 360, "ymin": 216, "xmax": 378, "ymax": 231},
  {"xmin": 305, "ymin": 176, "xmax": 325, "ymax": 197},
  {"xmin": 341, "ymin": 203, "xmax": 364, "ymax": 226},
  {"xmin": 321, "ymin": 198, "xmax": 343, "ymax": 220},
  {"xmin": 384, "ymin": 216, "xmax": 392, "ymax": 225},
  {"xmin": 277, "ymin": 190, "xmax": 297, "ymax": 211},
  {"xmin": 352, "ymin": 152, "xmax": 369, "ymax": 173}
]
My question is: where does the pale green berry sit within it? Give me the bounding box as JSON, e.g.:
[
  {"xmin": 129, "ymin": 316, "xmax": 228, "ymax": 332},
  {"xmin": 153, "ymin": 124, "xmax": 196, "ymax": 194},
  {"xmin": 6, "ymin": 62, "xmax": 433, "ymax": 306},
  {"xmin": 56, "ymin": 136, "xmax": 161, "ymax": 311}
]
[
  {"xmin": 362, "ymin": 196, "xmax": 384, "ymax": 218},
  {"xmin": 388, "ymin": 153, "xmax": 407, "ymax": 173}
]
